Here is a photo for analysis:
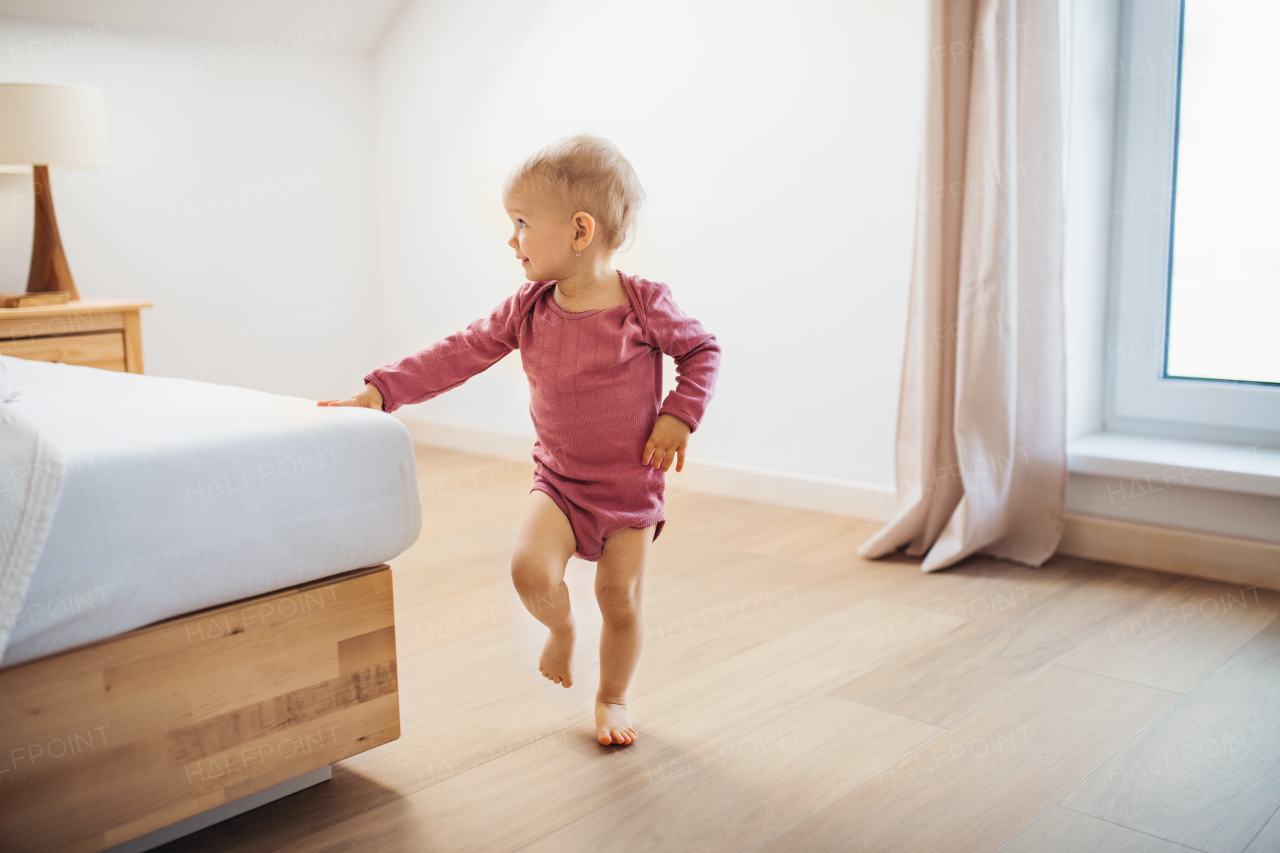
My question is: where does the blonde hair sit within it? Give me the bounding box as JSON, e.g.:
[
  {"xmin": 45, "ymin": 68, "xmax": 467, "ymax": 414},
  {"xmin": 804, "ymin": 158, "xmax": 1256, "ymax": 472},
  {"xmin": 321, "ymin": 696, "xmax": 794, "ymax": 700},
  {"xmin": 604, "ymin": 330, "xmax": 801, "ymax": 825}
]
[{"xmin": 504, "ymin": 134, "xmax": 645, "ymax": 251}]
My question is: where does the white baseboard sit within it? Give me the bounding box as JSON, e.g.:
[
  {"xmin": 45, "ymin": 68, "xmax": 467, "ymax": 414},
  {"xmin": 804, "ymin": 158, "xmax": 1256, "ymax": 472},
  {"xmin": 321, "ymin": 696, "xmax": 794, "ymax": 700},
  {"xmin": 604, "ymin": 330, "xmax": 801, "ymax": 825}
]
[
  {"xmin": 393, "ymin": 414, "xmax": 897, "ymax": 522},
  {"xmin": 1060, "ymin": 513, "xmax": 1280, "ymax": 591}
]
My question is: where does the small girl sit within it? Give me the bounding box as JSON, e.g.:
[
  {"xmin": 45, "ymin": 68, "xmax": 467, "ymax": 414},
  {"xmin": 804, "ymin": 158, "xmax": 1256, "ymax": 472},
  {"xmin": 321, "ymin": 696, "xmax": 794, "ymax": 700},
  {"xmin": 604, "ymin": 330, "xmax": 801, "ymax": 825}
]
[{"xmin": 319, "ymin": 135, "xmax": 720, "ymax": 746}]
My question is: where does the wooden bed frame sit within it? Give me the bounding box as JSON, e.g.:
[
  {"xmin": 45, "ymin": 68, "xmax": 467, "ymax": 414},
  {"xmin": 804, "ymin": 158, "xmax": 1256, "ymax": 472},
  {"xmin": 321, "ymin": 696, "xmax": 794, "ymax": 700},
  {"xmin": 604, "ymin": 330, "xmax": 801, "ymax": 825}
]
[{"xmin": 0, "ymin": 564, "xmax": 399, "ymax": 853}]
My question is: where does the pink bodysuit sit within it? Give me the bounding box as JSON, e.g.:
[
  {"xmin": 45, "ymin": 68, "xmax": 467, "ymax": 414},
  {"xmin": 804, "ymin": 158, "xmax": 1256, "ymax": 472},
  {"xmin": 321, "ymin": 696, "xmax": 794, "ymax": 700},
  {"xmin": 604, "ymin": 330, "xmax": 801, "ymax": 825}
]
[{"xmin": 364, "ymin": 272, "xmax": 721, "ymax": 561}]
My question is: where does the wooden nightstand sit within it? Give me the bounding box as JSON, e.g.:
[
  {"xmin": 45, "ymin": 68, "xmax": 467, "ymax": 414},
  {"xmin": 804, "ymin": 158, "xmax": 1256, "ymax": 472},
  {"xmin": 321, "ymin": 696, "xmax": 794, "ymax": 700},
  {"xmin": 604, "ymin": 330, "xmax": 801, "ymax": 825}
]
[{"xmin": 0, "ymin": 298, "xmax": 152, "ymax": 373}]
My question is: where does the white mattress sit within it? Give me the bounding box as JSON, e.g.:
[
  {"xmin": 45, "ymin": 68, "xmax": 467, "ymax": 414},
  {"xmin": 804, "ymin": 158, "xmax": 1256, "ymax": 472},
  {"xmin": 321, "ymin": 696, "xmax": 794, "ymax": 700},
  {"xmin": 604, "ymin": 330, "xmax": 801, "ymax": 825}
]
[{"xmin": 0, "ymin": 356, "xmax": 421, "ymax": 668}]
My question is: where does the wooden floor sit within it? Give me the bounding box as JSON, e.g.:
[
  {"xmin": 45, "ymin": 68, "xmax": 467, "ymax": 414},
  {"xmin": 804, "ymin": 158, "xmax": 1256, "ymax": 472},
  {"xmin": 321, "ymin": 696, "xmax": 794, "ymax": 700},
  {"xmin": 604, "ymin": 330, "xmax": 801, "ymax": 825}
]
[{"xmin": 161, "ymin": 444, "xmax": 1280, "ymax": 853}]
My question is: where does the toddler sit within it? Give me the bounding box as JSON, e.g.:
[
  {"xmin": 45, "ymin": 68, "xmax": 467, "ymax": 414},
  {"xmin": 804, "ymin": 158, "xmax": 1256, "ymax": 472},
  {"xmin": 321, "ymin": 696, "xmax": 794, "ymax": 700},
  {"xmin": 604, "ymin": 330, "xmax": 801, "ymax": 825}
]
[{"xmin": 319, "ymin": 135, "xmax": 720, "ymax": 746}]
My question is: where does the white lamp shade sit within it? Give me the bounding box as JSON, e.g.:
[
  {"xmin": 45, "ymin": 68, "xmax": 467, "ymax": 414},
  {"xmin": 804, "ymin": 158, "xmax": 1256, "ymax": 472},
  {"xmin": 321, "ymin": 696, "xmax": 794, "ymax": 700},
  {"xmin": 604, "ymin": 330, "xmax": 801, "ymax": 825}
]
[{"xmin": 0, "ymin": 83, "xmax": 109, "ymax": 167}]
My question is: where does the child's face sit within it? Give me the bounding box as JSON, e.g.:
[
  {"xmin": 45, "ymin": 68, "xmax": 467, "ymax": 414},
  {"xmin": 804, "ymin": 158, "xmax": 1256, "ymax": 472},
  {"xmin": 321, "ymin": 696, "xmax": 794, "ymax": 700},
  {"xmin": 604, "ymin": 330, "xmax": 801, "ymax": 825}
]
[{"xmin": 504, "ymin": 187, "xmax": 575, "ymax": 281}]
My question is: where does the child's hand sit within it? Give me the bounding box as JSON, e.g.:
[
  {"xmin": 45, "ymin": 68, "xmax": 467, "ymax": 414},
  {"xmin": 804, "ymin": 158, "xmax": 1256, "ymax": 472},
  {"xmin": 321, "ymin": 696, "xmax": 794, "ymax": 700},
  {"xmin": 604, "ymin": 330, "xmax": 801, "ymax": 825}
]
[
  {"xmin": 317, "ymin": 383, "xmax": 384, "ymax": 410},
  {"xmin": 642, "ymin": 414, "xmax": 691, "ymax": 473}
]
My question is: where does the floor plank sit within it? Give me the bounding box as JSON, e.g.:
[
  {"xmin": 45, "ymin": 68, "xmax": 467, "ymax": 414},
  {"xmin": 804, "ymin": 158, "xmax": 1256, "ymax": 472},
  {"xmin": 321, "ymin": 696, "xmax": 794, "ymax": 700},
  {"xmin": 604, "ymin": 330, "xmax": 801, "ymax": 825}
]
[
  {"xmin": 1060, "ymin": 614, "xmax": 1280, "ymax": 853},
  {"xmin": 519, "ymin": 695, "xmax": 942, "ymax": 853},
  {"xmin": 999, "ymin": 805, "xmax": 1201, "ymax": 853},
  {"xmin": 1243, "ymin": 806, "xmax": 1280, "ymax": 853},
  {"xmin": 829, "ymin": 558, "xmax": 1169, "ymax": 727},
  {"xmin": 760, "ymin": 666, "xmax": 1180, "ymax": 853},
  {"xmin": 1057, "ymin": 577, "xmax": 1280, "ymax": 693}
]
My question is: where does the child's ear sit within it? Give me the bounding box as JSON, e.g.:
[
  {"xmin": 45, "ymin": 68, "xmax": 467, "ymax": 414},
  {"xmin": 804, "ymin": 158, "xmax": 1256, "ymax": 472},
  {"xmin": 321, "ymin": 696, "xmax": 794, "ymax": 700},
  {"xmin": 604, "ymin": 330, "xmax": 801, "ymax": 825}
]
[{"xmin": 572, "ymin": 211, "xmax": 596, "ymax": 250}]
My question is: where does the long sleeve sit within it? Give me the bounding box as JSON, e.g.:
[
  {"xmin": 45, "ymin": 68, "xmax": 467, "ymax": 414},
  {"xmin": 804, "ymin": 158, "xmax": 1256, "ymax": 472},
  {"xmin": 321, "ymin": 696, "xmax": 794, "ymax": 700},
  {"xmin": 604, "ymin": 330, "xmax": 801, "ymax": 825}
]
[
  {"xmin": 640, "ymin": 282, "xmax": 721, "ymax": 432},
  {"xmin": 364, "ymin": 291, "xmax": 524, "ymax": 413}
]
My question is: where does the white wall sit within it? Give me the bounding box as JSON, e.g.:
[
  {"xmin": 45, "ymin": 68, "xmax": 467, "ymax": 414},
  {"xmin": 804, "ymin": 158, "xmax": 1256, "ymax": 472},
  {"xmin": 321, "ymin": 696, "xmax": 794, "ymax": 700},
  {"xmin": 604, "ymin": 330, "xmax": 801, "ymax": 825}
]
[
  {"xmin": 0, "ymin": 17, "xmax": 381, "ymax": 400},
  {"xmin": 373, "ymin": 0, "xmax": 926, "ymax": 490}
]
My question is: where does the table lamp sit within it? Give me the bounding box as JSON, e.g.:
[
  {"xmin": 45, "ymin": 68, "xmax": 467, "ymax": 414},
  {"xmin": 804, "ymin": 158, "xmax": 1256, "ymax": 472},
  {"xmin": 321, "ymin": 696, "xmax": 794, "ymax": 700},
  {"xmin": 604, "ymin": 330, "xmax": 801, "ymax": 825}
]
[{"xmin": 0, "ymin": 83, "xmax": 109, "ymax": 301}]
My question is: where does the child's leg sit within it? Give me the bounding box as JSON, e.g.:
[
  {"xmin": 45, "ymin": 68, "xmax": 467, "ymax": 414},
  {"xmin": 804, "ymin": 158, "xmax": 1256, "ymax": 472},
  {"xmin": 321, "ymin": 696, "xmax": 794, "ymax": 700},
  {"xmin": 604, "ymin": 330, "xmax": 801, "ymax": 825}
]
[
  {"xmin": 512, "ymin": 491, "xmax": 579, "ymax": 686},
  {"xmin": 593, "ymin": 524, "xmax": 654, "ymax": 745}
]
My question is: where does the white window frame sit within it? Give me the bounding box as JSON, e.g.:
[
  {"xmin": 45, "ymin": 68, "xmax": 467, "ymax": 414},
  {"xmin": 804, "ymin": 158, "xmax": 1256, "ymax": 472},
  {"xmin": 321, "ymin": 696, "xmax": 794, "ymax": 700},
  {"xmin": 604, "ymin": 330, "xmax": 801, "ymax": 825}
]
[{"xmin": 1105, "ymin": 0, "xmax": 1280, "ymax": 447}]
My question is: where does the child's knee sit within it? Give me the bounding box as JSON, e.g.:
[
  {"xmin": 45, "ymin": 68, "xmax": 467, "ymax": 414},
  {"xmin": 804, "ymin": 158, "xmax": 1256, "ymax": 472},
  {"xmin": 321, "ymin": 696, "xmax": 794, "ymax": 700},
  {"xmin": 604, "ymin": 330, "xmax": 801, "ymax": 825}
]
[
  {"xmin": 511, "ymin": 551, "xmax": 556, "ymax": 594},
  {"xmin": 595, "ymin": 582, "xmax": 640, "ymax": 621}
]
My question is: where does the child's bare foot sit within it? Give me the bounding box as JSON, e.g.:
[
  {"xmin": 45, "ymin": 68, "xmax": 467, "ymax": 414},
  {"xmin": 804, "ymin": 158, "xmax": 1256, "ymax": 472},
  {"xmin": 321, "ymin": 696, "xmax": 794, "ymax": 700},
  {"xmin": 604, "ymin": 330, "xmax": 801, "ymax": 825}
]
[
  {"xmin": 595, "ymin": 699, "xmax": 637, "ymax": 745},
  {"xmin": 539, "ymin": 614, "xmax": 576, "ymax": 687}
]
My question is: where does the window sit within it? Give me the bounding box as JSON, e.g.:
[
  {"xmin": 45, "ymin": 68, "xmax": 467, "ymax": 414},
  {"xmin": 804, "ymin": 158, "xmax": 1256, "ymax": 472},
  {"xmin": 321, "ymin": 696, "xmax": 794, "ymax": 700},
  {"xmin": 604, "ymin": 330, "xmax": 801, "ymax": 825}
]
[{"xmin": 1106, "ymin": 0, "xmax": 1280, "ymax": 446}]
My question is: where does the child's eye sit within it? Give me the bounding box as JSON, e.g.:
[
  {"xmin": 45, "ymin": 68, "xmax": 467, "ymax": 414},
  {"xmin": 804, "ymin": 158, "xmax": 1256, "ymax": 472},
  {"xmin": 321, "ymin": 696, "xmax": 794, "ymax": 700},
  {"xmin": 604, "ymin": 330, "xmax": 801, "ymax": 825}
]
[{"xmin": 518, "ymin": 219, "xmax": 528, "ymax": 227}]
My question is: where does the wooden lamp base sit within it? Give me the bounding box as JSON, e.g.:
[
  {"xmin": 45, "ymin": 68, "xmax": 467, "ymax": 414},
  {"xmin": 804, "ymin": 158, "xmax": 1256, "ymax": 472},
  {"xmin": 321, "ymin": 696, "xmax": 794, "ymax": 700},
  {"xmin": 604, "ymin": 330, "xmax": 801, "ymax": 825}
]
[{"xmin": 26, "ymin": 164, "xmax": 80, "ymax": 300}]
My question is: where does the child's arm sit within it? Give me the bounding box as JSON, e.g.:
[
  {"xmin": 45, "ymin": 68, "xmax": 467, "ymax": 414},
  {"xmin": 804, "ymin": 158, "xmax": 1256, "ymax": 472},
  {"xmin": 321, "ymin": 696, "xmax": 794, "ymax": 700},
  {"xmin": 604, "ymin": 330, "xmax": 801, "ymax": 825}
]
[
  {"xmin": 318, "ymin": 291, "xmax": 524, "ymax": 412},
  {"xmin": 638, "ymin": 283, "xmax": 721, "ymax": 472}
]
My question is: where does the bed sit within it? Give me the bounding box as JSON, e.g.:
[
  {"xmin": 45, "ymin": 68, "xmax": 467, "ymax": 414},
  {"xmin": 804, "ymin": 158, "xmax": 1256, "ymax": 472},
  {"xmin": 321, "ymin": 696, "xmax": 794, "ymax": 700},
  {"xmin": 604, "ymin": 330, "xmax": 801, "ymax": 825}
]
[{"xmin": 0, "ymin": 355, "xmax": 422, "ymax": 852}]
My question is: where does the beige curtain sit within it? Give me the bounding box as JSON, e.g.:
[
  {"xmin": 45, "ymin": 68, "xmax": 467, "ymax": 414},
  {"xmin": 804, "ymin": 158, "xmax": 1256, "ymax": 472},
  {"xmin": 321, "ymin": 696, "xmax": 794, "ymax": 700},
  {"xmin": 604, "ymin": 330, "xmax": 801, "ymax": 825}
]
[{"xmin": 860, "ymin": 0, "xmax": 1066, "ymax": 572}]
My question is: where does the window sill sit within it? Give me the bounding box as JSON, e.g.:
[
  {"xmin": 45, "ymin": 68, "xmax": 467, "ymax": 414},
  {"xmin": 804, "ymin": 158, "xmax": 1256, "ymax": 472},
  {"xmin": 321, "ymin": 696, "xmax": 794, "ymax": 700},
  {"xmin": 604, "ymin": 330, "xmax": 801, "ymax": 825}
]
[{"xmin": 1066, "ymin": 432, "xmax": 1280, "ymax": 499}]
